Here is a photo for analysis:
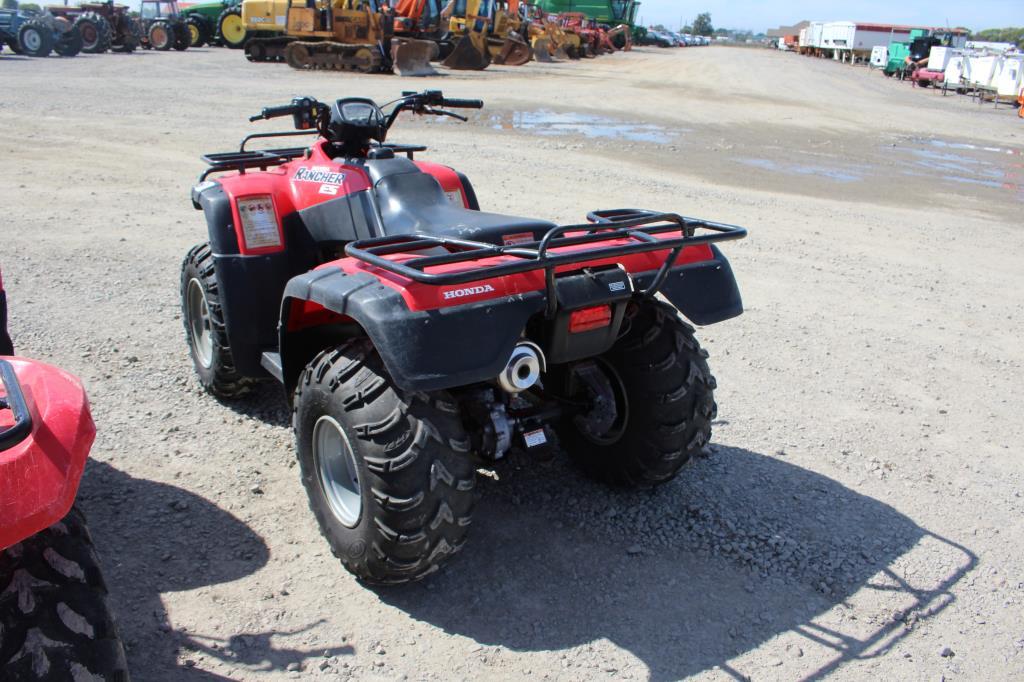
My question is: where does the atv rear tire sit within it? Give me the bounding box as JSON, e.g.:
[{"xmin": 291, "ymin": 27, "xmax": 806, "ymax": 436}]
[
  {"xmin": 17, "ymin": 20, "xmax": 53, "ymax": 57},
  {"xmin": 0, "ymin": 506, "xmax": 129, "ymax": 681},
  {"xmin": 293, "ymin": 340, "xmax": 479, "ymax": 584},
  {"xmin": 557, "ymin": 300, "xmax": 717, "ymax": 488},
  {"xmin": 148, "ymin": 20, "xmax": 174, "ymax": 50},
  {"xmin": 181, "ymin": 243, "xmax": 254, "ymax": 399},
  {"xmin": 74, "ymin": 12, "xmax": 112, "ymax": 54},
  {"xmin": 217, "ymin": 6, "xmax": 246, "ymax": 49}
]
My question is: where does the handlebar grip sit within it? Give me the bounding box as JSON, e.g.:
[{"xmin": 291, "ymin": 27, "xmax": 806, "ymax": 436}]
[
  {"xmin": 441, "ymin": 98, "xmax": 484, "ymax": 109},
  {"xmin": 251, "ymin": 104, "xmax": 299, "ymax": 122}
]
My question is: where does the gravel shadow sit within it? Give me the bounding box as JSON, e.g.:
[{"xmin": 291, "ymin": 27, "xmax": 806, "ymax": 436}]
[
  {"xmin": 78, "ymin": 460, "xmax": 350, "ymax": 679},
  {"xmin": 379, "ymin": 445, "xmax": 977, "ymax": 680}
]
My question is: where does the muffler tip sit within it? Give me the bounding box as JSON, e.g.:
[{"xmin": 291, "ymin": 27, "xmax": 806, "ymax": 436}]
[{"xmin": 499, "ymin": 342, "xmax": 544, "ymax": 393}]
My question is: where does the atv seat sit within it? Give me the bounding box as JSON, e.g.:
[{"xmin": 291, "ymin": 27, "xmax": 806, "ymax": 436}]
[{"xmin": 372, "ymin": 164, "xmax": 555, "ymax": 245}]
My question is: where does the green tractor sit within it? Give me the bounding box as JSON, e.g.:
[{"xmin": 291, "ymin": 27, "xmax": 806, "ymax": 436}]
[{"xmin": 179, "ymin": 0, "xmax": 245, "ymax": 48}]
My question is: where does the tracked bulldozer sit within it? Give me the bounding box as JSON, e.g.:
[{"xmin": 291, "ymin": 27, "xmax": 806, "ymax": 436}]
[
  {"xmin": 240, "ymin": 0, "xmax": 390, "ymax": 72},
  {"xmin": 441, "ymin": 0, "xmax": 530, "ymax": 70}
]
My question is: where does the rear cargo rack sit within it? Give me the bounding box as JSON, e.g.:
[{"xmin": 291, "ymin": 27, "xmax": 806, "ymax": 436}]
[{"xmin": 346, "ymin": 209, "xmax": 747, "ymax": 315}]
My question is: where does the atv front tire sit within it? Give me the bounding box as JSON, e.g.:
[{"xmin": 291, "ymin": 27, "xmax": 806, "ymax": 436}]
[
  {"xmin": 0, "ymin": 506, "xmax": 129, "ymax": 681},
  {"xmin": 181, "ymin": 243, "xmax": 254, "ymax": 399},
  {"xmin": 293, "ymin": 340, "xmax": 479, "ymax": 584},
  {"xmin": 558, "ymin": 300, "xmax": 717, "ymax": 488}
]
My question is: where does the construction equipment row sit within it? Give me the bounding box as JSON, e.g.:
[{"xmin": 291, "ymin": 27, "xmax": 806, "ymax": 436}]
[{"xmin": 235, "ymin": 0, "xmax": 638, "ymax": 75}]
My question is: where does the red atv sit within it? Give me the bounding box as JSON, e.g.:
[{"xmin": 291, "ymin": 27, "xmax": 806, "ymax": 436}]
[
  {"xmin": 0, "ymin": 272, "xmax": 128, "ymax": 680},
  {"xmin": 181, "ymin": 90, "xmax": 746, "ymax": 584}
]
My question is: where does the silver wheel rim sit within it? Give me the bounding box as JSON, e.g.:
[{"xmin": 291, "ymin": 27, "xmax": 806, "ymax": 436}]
[
  {"xmin": 313, "ymin": 416, "xmax": 362, "ymax": 527},
  {"xmin": 23, "ymin": 30, "xmax": 41, "ymax": 51},
  {"xmin": 186, "ymin": 278, "xmax": 213, "ymax": 368}
]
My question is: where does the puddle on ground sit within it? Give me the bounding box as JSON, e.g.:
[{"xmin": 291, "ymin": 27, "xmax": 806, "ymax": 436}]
[
  {"xmin": 737, "ymin": 158, "xmax": 864, "ymax": 183},
  {"xmin": 488, "ymin": 109, "xmax": 681, "ymax": 144},
  {"xmin": 891, "ymin": 137, "xmax": 1023, "ymax": 197},
  {"xmin": 727, "ymin": 137, "xmax": 1022, "ymax": 202}
]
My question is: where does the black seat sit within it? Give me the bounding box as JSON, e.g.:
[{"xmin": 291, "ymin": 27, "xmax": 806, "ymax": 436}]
[{"xmin": 369, "ymin": 159, "xmax": 555, "ymax": 245}]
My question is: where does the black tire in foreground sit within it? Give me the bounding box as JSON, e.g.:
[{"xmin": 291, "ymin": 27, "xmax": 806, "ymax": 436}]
[
  {"xmin": 180, "ymin": 243, "xmax": 254, "ymax": 399},
  {"xmin": 216, "ymin": 6, "xmax": 246, "ymax": 49},
  {"xmin": 293, "ymin": 340, "xmax": 479, "ymax": 585},
  {"xmin": 147, "ymin": 20, "xmax": 174, "ymax": 50},
  {"xmin": 17, "ymin": 20, "xmax": 53, "ymax": 57},
  {"xmin": 557, "ymin": 300, "xmax": 717, "ymax": 488},
  {"xmin": 113, "ymin": 18, "xmax": 142, "ymax": 52},
  {"xmin": 0, "ymin": 506, "xmax": 129, "ymax": 681},
  {"xmin": 54, "ymin": 24, "xmax": 83, "ymax": 57},
  {"xmin": 172, "ymin": 22, "xmax": 190, "ymax": 50},
  {"xmin": 74, "ymin": 12, "xmax": 112, "ymax": 54},
  {"xmin": 185, "ymin": 15, "xmax": 208, "ymax": 47}
]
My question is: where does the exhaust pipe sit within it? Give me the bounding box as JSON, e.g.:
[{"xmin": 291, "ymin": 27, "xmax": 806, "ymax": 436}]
[{"xmin": 498, "ymin": 342, "xmax": 545, "ymax": 393}]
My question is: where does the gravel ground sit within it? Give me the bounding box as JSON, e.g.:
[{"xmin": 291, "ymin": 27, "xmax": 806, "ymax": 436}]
[{"xmin": 1, "ymin": 45, "xmax": 1022, "ymax": 680}]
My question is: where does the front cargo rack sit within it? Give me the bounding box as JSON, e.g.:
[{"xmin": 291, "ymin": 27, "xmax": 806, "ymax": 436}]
[
  {"xmin": 199, "ymin": 147, "xmax": 309, "ymax": 181},
  {"xmin": 345, "ymin": 209, "xmax": 747, "ymax": 315}
]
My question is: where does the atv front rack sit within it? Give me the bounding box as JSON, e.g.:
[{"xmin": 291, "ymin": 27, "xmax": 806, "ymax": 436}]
[{"xmin": 346, "ymin": 210, "xmax": 747, "ymax": 315}]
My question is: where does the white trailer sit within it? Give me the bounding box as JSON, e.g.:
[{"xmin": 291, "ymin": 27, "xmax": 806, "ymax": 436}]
[
  {"xmin": 822, "ymin": 21, "xmax": 913, "ymax": 63},
  {"xmin": 927, "ymin": 46, "xmax": 960, "ymax": 71},
  {"xmin": 799, "ymin": 21, "xmax": 823, "ymax": 54}
]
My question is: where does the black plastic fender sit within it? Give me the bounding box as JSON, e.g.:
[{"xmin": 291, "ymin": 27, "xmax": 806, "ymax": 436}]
[
  {"xmin": 280, "ymin": 269, "xmax": 545, "ymax": 394},
  {"xmin": 651, "ymin": 245, "xmax": 743, "ymax": 325}
]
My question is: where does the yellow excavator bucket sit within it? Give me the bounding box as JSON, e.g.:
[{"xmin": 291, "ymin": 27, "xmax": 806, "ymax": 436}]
[
  {"xmin": 491, "ymin": 33, "xmax": 532, "ymax": 65},
  {"xmin": 391, "ymin": 38, "xmax": 440, "ymax": 76},
  {"xmin": 442, "ymin": 32, "xmax": 491, "ymax": 70},
  {"xmin": 532, "ymin": 35, "xmax": 555, "ymax": 62}
]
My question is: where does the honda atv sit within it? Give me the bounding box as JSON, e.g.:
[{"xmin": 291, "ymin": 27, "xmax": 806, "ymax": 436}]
[
  {"xmin": 181, "ymin": 90, "xmax": 747, "ymax": 584},
  {"xmin": 0, "ymin": 271, "xmax": 129, "ymax": 680}
]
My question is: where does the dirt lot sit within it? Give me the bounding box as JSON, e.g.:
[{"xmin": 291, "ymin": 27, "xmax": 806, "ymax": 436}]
[{"xmin": 1, "ymin": 45, "xmax": 1022, "ymax": 680}]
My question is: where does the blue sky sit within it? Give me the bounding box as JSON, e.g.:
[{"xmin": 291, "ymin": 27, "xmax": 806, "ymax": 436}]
[{"xmin": 637, "ymin": 0, "xmax": 1023, "ymax": 33}]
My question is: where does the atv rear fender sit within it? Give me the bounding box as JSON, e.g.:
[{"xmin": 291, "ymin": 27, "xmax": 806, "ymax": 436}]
[
  {"xmin": 278, "ymin": 212, "xmax": 745, "ymax": 394},
  {"xmin": 0, "ymin": 358, "xmax": 95, "ymax": 550}
]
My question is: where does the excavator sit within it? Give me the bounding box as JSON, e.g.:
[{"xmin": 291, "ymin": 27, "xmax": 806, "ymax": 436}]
[
  {"xmin": 441, "ymin": 0, "xmax": 531, "ymax": 70},
  {"xmin": 240, "ymin": 0, "xmax": 438, "ymax": 74},
  {"xmin": 391, "ymin": 0, "xmax": 450, "ymax": 75}
]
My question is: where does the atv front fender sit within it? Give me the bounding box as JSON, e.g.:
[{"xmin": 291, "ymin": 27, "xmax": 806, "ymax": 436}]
[{"xmin": 280, "ymin": 269, "xmax": 544, "ymax": 394}]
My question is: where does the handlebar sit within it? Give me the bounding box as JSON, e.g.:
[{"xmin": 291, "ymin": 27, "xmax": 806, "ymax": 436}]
[
  {"xmin": 249, "ymin": 103, "xmax": 302, "ymax": 122},
  {"xmin": 440, "ymin": 98, "xmax": 484, "ymax": 109}
]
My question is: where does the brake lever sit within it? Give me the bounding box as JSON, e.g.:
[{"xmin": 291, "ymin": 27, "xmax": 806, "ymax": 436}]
[{"xmin": 426, "ymin": 108, "xmax": 468, "ymax": 122}]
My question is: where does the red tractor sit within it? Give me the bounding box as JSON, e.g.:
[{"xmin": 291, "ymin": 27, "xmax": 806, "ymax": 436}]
[
  {"xmin": 0, "ymin": 272, "xmax": 128, "ymax": 680},
  {"xmin": 181, "ymin": 90, "xmax": 746, "ymax": 584}
]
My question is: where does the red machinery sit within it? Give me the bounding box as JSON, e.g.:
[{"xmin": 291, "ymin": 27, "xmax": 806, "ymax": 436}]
[{"xmin": 0, "ymin": 271, "xmax": 128, "ymax": 680}]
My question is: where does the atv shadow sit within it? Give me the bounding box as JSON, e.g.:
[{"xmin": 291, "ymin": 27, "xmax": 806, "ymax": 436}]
[
  {"xmin": 378, "ymin": 445, "xmax": 977, "ymax": 680},
  {"xmin": 78, "ymin": 460, "xmax": 351, "ymax": 680}
]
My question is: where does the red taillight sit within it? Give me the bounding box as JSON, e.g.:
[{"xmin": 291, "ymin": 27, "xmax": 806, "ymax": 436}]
[{"xmin": 569, "ymin": 305, "xmax": 612, "ymax": 333}]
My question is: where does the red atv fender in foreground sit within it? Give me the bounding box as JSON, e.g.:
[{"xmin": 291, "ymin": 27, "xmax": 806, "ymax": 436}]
[
  {"xmin": 181, "ymin": 90, "xmax": 747, "ymax": 584},
  {"xmin": 1, "ymin": 275, "xmax": 128, "ymax": 680}
]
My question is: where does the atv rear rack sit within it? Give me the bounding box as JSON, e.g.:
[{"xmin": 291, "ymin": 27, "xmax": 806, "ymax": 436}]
[{"xmin": 346, "ymin": 210, "xmax": 747, "ymax": 315}]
